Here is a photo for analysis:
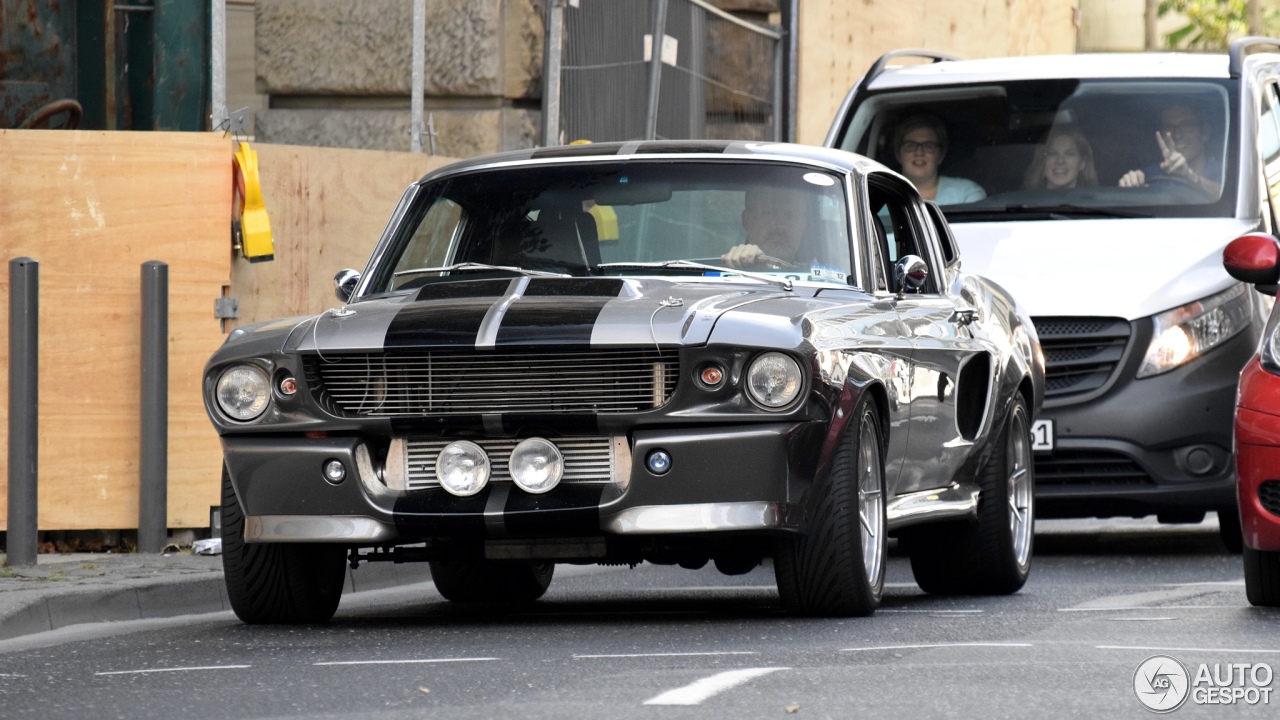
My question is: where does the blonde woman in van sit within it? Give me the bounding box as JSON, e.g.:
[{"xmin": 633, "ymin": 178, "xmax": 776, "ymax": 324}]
[{"xmin": 1023, "ymin": 127, "xmax": 1098, "ymax": 190}]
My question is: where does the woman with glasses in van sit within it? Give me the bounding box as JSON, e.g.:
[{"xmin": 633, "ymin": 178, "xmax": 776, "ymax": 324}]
[{"xmin": 892, "ymin": 112, "xmax": 986, "ymax": 205}]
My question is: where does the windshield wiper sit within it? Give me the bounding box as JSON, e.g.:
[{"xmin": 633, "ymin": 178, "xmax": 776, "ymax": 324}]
[
  {"xmin": 946, "ymin": 204, "xmax": 1150, "ymax": 220},
  {"xmin": 392, "ymin": 262, "xmax": 571, "ymax": 279},
  {"xmin": 598, "ymin": 260, "xmax": 794, "ymax": 291}
]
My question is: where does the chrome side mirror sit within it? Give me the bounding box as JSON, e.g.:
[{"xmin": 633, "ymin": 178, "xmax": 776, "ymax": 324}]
[
  {"xmin": 894, "ymin": 255, "xmax": 928, "ymax": 298},
  {"xmin": 334, "ymin": 269, "xmax": 361, "ymax": 302}
]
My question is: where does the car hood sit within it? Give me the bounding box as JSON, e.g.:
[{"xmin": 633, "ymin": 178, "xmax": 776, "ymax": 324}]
[
  {"xmin": 288, "ymin": 276, "xmax": 856, "ymax": 353},
  {"xmin": 951, "ymin": 217, "xmax": 1254, "ymax": 320}
]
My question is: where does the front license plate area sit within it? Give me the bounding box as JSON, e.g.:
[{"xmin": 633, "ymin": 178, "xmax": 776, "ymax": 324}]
[{"xmin": 1031, "ymin": 419, "xmax": 1054, "ymax": 452}]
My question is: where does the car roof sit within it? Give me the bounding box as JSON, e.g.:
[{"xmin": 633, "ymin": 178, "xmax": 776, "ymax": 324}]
[
  {"xmin": 865, "ymin": 52, "xmax": 1232, "ymax": 90},
  {"xmin": 417, "ymin": 140, "xmax": 887, "ymax": 185}
]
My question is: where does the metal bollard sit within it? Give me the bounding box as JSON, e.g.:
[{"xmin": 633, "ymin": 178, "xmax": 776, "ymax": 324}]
[
  {"xmin": 7, "ymin": 258, "xmax": 39, "ymax": 567},
  {"xmin": 139, "ymin": 261, "xmax": 169, "ymax": 553}
]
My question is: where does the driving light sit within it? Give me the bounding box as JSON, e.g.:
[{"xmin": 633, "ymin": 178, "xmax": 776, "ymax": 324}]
[
  {"xmin": 646, "ymin": 449, "xmax": 672, "ymax": 475},
  {"xmin": 1138, "ymin": 284, "xmax": 1251, "ymax": 378},
  {"xmin": 746, "ymin": 352, "xmax": 803, "ymax": 409},
  {"xmin": 216, "ymin": 365, "xmax": 270, "ymax": 421},
  {"xmin": 509, "ymin": 438, "xmax": 564, "ymax": 494},
  {"xmin": 699, "ymin": 364, "xmax": 725, "ymax": 388},
  {"xmin": 435, "ymin": 441, "xmax": 490, "ymax": 497},
  {"xmin": 322, "ymin": 459, "xmax": 346, "ymax": 484}
]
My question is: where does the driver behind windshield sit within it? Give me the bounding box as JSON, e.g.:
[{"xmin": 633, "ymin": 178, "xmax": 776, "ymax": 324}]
[
  {"xmin": 1117, "ymin": 103, "xmax": 1222, "ymax": 197},
  {"xmin": 721, "ymin": 185, "xmax": 810, "ymax": 270}
]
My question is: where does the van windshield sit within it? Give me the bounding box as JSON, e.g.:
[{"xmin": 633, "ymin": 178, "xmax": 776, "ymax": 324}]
[{"xmin": 835, "ymin": 78, "xmax": 1238, "ymax": 221}]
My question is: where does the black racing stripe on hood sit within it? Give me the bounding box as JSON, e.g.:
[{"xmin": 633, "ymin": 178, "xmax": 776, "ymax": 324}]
[
  {"xmin": 385, "ymin": 299, "xmax": 493, "ymax": 347},
  {"xmin": 493, "ymin": 278, "xmax": 626, "ymax": 345},
  {"xmin": 495, "ymin": 298, "xmax": 610, "ymax": 345}
]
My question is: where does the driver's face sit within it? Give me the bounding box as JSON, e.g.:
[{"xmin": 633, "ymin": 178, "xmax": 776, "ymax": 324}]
[
  {"xmin": 742, "ymin": 191, "xmax": 806, "ymax": 260},
  {"xmin": 1160, "ymin": 105, "xmax": 1209, "ymax": 163}
]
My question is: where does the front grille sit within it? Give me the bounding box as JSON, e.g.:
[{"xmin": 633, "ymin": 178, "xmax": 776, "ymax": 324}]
[
  {"xmin": 1261, "ymin": 481, "xmax": 1280, "ymax": 517},
  {"xmin": 1035, "ymin": 450, "xmax": 1155, "ymax": 487},
  {"xmin": 1032, "ymin": 316, "xmax": 1132, "ymax": 400},
  {"xmin": 405, "ymin": 436, "xmax": 616, "ymax": 491},
  {"xmin": 308, "ymin": 349, "xmax": 678, "ymax": 417}
]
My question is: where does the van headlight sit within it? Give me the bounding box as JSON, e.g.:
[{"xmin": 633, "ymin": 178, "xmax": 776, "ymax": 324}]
[
  {"xmin": 746, "ymin": 352, "xmax": 803, "ymax": 409},
  {"xmin": 1137, "ymin": 284, "xmax": 1250, "ymax": 378},
  {"xmin": 216, "ymin": 365, "xmax": 271, "ymax": 421}
]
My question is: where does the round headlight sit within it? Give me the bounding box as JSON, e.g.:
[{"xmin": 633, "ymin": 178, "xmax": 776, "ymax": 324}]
[
  {"xmin": 746, "ymin": 352, "xmax": 803, "ymax": 409},
  {"xmin": 435, "ymin": 441, "xmax": 490, "ymax": 497},
  {"xmin": 508, "ymin": 438, "xmax": 564, "ymax": 494},
  {"xmin": 216, "ymin": 365, "xmax": 271, "ymax": 421}
]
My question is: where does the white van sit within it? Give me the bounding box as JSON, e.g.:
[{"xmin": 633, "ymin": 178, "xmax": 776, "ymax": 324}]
[{"xmin": 825, "ymin": 41, "xmax": 1280, "ymax": 549}]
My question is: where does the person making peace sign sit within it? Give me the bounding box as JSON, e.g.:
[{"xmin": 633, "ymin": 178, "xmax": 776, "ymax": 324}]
[{"xmin": 1117, "ymin": 103, "xmax": 1222, "ymax": 197}]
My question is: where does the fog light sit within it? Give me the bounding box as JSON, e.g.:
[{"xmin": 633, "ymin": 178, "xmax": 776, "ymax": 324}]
[
  {"xmin": 322, "ymin": 459, "xmax": 346, "ymax": 484},
  {"xmin": 436, "ymin": 441, "xmax": 490, "ymax": 497},
  {"xmin": 509, "ymin": 438, "xmax": 564, "ymax": 494},
  {"xmin": 646, "ymin": 449, "xmax": 672, "ymax": 475},
  {"xmin": 279, "ymin": 375, "xmax": 298, "ymax": 395}
]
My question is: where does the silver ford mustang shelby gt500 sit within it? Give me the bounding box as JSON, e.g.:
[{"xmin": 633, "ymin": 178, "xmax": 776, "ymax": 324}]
[{"xmin": 204, "ymin": 140, "xmax": 1045, "ymax": 623}]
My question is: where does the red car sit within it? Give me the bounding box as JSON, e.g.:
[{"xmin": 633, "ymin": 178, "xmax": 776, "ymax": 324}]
[{"xmin": 1222, "ymin": 233, "xmax": 1280, "ymax": 607}]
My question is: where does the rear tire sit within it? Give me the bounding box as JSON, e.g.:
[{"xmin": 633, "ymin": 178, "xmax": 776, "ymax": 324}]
[
  {"xmin": 429, "ymin": 559, "xmax": 554, "ymax": 603},
  {"xmin": 907, "ymin": 395, "xmax": 1034, "ymax": 595},
  {"xmin": 774, "ymin": 394, "xmax": 886, "ymax": 617},
  {"xmin": 221, "ymin": 466, "xmax": 347, "ymax": 624},
  {"xmin": 1244, "ymin": 547, "xmax": 1280, "ymax": 607}
]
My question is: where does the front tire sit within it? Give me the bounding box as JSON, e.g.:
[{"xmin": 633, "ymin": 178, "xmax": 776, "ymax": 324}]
[
  {"xmin": 1244, "ymin": 547, "xmax": 1280, "ymax": 607},
  {"xmin": 221, "ymin": 466, "xmax": 347, "ymax": 624},
  {"xmin": 774, "ymin": 394, "xmax": 886, "ymax": 617},
  {"xmin": 429, "ymin": 560, "xmax": 554, "ymax": 603},
  {"xmin": 907, "ymin": 394, "xmax": 1034, "ymax": 595}
]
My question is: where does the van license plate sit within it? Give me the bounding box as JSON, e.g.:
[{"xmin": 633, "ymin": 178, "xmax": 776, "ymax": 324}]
[{"xmin": 1031, "ymin": 419, "xmax": 1054, "ymax": 451}]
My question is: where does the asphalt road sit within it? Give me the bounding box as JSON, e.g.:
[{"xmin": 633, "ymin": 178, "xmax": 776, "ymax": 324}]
[{"xmin": 1, "ymin": 519, "xmax": 1277, "ymax": 719}]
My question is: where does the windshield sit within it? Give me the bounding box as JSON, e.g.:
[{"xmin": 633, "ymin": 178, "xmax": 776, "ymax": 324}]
[
  {"xmin": 835, "ymin": 78, "xmax": 1238, "ymax": 221},
  {"xmin": 364, "ymin": 161, "xmax": 855, "ymax": 295}
]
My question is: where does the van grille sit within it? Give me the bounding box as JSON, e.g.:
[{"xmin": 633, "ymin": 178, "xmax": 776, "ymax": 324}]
[
  {"xmin": 1034, "ymin": 449, "xmax": 1154, "ymax": 487},
  {"xmin": 1032, "ymin": 317, "xmax": 1131, "ymax": 400}
]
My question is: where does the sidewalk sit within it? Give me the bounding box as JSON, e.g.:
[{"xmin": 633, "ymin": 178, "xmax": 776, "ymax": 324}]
[{"xmin": 0, "ymin": 550, "xmax": 432, "ymax": 642}]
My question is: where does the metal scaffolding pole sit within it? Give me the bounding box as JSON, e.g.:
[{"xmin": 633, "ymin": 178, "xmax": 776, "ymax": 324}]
[
  {"xmin": 211, "ymin": 0, "xmax": 227, "ymax": 131},
  {"xmin": 541, "ymin": 0, "xmax": 565, "ymax": 147},
  {"xmin": 644, "ymin": 0, "xmax": 669, "ymax": 141},
  {"xmin": 411, "ymin": 0, "xmax": 426, "ymax": 152}
]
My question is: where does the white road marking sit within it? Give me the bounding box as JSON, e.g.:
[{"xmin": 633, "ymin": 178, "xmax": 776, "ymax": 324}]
[
  {"xmin": 643, "ymin": 667, "xmax": 788, "ymax": 706},
  {"xmin": 1059, "ymin": 606, "xmax": 1224, "ymax": 612},
  {"xmin": 313, "ymin": 658, "xmax": 498, "ymax": 666},
  {"xmin": 1103, "ymin": 617, "xmax": 1175, "ymax": 622},
  {"xmin": 1097, "ymin": 645, "xmax": 1280, "ymax": 654},
  {"xmin": 840, "ymin": 643, "xmax": 1033, "ymax": 652},
  {"xmin": 96, "ymin": 665, "xmax": 251, "ymax": 676},
  {"xmin": 575, "ymin": 651, "xmax": 758, "ymax": 659},
  {"xmin": 0, "ymin": 673, "xmax": 26, "ymax": 678},
  {"xmin": 879, "ymin": 609, "xmax": 983, "ymax": 614},
  {"xmin": 1153, "ymin": 581, "xmax": 1245, "ymax": 586},
  {"xmin": 1063, "ymin": 586, "xmax": 1223, "ymax": 611}
]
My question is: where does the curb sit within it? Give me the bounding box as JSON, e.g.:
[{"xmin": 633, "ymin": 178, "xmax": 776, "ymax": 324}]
[{"xmin": 0, "ymin": 560, "xmax": 433, "ymax": 643}]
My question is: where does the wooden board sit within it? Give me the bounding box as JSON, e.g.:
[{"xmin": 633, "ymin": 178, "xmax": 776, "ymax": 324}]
[
  {"xmin": 0, "ymin": 130, "xmax": 231, "ymax": 530},
  {"xmin": 232, "ymin": 143, "xmax": 455, "ymax": 324},
  {"xmin": 796, "ymin": 0, "xmax": 1079, "ymax": 145}
]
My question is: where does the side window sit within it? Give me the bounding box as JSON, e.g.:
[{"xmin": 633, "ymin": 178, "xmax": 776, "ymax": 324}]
[
  {"xmin": 1259, "ymin": 83, "xmax": 1280, "ymax": 232},
  {"xmin": 867, "ymin": 175, "xmax": 938, "ymax": 294},
  {"xmin": 925, "ymin": 201, "xmax": 959, "ymax": 267}
]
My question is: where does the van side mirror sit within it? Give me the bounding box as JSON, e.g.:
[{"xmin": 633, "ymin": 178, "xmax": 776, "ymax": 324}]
[{"xmin": 1223, "ymin": 233, "xmax": 1280, "ymax": 295}]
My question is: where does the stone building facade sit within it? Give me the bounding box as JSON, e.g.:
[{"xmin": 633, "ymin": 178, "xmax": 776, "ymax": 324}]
[{"xmin": 250, "ymin": 0, "xmax": 1081, "ymax": 155}]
